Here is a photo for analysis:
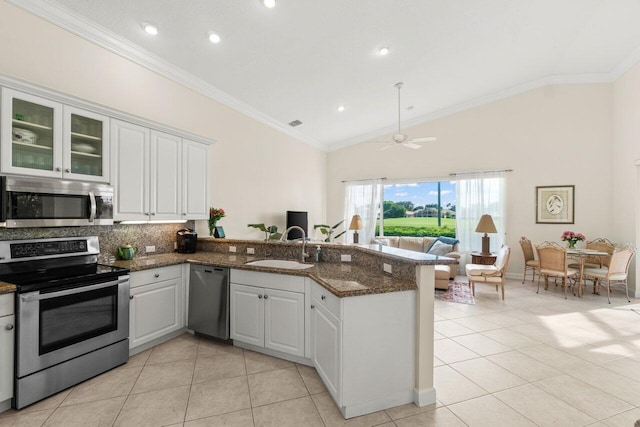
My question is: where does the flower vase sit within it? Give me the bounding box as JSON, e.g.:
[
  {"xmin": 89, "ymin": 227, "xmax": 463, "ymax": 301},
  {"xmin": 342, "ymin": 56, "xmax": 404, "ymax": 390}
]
[
  {"xmin": 568, "ymin": 240, "xmax": 576, "ymax": 249},
  {"xmin": 209, "ymin": 221, "xmax": 216, "ymax": 237}
]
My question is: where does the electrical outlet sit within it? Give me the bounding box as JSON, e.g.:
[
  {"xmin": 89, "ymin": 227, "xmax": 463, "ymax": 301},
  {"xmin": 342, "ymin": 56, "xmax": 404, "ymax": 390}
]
[
  {"xmin": 247, "ymin": 247, "xmax": 255, "ymax": 255},
  {"xmin": 229, "ymin": 246, "xmax": 237, "ymax": 253},
  {"xmin": 146, "ymin": 246, "xmax": 156, "ymax": 253},
  {"xmin": 341, "ymin": 254, "xmax": 351, "ymax": 262},
  {"xmin": 383, "ymin": 263, "xmax": 392, "ymax": 274}
]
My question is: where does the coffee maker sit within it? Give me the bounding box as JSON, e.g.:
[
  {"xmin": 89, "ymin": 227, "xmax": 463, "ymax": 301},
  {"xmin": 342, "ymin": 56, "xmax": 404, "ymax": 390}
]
[{"xmin": 176, "ymin": 229, "xmax": 197, "ymax": 253}]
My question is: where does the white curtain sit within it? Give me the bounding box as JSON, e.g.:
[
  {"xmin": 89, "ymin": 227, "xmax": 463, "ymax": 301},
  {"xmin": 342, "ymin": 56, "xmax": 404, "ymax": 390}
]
[
  {"xmin": 344, "ymin": 179, "xmax": 382, "ymax": 244},
  {"xmin": 455, "ymin": 173, "xmax": 506, "ymax": 265}
]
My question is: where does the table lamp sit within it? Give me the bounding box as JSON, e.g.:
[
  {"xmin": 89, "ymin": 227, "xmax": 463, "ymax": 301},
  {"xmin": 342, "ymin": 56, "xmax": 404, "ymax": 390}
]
[
  {"xmin": 475, "ymin": 214, "xmax": 497, "ymax": 255},
  {"xmin": 349, "ymin": 215, "xmax": 364, "ymax": 244}
]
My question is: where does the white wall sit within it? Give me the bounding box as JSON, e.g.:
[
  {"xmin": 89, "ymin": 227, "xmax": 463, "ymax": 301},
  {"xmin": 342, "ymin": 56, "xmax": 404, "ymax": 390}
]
[
  {"xmin": 613, "ymin": 60, "xmax": 640, "ymax": 295},
  {"xmin": 0, "ymin": 1, "xmax": 327, "ymax": 239},
  {"xmin": 328, "ymin": 84, "xmax": 615, "ymax": 281}
]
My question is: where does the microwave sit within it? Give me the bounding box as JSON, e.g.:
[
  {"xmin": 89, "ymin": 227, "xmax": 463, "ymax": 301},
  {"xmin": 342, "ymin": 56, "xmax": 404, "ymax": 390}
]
[{"xmin": 0, "ymin": 176, "xmax": 114, "ymax": 228}]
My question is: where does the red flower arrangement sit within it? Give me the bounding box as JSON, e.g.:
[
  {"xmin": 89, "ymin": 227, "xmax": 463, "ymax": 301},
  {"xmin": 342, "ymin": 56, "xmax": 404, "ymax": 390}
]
[
  {"xmin": 209, "ymin": 207, "xmax": 226, "ymax": 236},
  {"xmin": 561, "ymin": 231, "xmax": 585, "ymax": 248}
]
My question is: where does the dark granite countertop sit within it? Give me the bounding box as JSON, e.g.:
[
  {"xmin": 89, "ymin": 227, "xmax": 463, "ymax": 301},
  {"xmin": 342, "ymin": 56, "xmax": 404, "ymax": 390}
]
[{"xmin": 112, "ymin": 248, "xmax": 452, "ymax": 297}]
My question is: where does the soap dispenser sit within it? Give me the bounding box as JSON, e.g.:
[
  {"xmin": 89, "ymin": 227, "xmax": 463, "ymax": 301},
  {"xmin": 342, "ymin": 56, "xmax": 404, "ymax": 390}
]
[{"xmin": 315, "ymin": 245, "xmax": 323, "ymax": 262}]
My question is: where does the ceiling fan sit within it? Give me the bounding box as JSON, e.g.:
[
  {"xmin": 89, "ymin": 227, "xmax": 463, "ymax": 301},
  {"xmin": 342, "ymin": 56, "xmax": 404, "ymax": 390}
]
[{"xmin": 370, "ymin": 82, "xmax": 437, "ymax": 150}]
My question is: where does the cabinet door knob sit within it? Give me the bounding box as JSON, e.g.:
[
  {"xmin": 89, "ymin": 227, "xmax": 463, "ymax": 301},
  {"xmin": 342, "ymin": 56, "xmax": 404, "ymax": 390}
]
[
  {"xmin": 182, "ymin": 213, "xmax": 187, "ymax": 216},
  {"xmin": 321, "ymin": 295, "xmax": 326, "ymax": 300},
  {"xmin": 154, "ymin": 273, "xmax": 160, "ymax": 278},
  {"xmin": 258, "ymin": 295, "xmax": 263, "ymax": 299},
  {"xmin": 5, "ymin": 324, "xmax": 14, "ymax": 330},
  {"xmin": 144, "ymin": 212, "xmax": 149, "ymax": 216},
  {"xmin": 310, "ymin": 305, "xmax": 315, "ymax": 309},
  {"xmin": 264, "ymin": 295, "xmax": 269, "ymax": 300},
  {"xmin": 55, "ymin": 167, "xmax": 61, "ymax": 172},
  {"xmin": 129, "ymin": 295, "xmax": 134, "ymax": 300},
  {"xmin": 151, "ymin": 212, "xmax": 156, "ymax": 216},
  {"xmin": 65, "ymin": 168, "xmax": 71, "ymax": 173}
]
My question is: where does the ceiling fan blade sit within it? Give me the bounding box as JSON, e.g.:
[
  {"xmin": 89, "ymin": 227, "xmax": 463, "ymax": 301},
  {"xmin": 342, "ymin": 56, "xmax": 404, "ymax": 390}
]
[
  {"xmin": 402, "ymin": 142, "xmax": 422, "ymax": 149},
  {"xmin": 379, "ymin": 143, "xmax": 396, "ymax": 151},
  {"xmin": 407, "ymin": 136, "xmax": 437, "ymax": 143}
]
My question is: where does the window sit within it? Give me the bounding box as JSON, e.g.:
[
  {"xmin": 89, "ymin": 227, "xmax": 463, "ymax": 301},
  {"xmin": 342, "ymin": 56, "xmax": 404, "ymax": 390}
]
[{"xmin": 376, "ymin": 181, "xmax": 456, "ymax": 237}]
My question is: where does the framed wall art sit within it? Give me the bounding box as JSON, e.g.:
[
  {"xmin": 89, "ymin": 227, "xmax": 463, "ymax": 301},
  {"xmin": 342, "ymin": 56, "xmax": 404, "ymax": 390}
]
[{"xmin": 536, "ymin": 185, "xmax": 575, "ymax": 224}]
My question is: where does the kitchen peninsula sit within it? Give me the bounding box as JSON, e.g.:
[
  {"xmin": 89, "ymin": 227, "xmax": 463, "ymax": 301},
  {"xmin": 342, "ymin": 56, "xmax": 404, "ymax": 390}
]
[{"xmin": 116, "ymin": 238, "xmax": 454, "ymax": 418}]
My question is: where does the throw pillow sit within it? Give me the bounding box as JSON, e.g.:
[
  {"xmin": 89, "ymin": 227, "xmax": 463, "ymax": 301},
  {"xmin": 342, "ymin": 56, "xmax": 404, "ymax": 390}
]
[
  {"xmin": 427, "ymin": 240, "xmax": 453, "ymax": 256},
  {"xmin": 426, "ymin": 236, "xmax": 459, "ymax": 252}
]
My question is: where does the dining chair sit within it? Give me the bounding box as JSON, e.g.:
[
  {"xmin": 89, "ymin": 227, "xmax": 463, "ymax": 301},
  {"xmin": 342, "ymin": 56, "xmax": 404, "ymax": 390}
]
[
  {"xmin": 568, "ymin": 237, "xmax": 615, "ymax": 293},
  {"xmin": 536, "ymin": 241, "xmax": 578, "ymax": 299},
  {"xmin": 583, "ymin": 244, "xmax": 635, "ymax": 303},
  {"xmin": 465, "ymin": 245, "xmax": 511, "ymax": 300},
  {"xmin": 519, "ymin": 236, "xmax": 539, "ymax": 284}
]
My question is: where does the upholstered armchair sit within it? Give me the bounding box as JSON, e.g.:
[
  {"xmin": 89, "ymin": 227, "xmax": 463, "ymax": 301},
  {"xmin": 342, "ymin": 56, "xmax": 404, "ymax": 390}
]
[{"xmin": 465, "ymin": 245, "xmax": 511, "ymax": 300}]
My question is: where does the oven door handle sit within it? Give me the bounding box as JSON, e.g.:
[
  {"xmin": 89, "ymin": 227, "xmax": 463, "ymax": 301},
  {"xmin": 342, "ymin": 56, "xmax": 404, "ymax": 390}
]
[
  {"xmin": 88, "ymin": 191, "xmax": 97, "ymax": 223},
  {"xmin": 20, "ymin": 278, "xmax": 129, "ymax": 302}
]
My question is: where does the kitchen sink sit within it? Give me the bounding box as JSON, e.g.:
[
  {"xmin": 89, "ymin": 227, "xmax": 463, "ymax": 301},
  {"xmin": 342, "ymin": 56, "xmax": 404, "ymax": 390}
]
[{"xmin": 245, "ymin": 259, "xmax": 314, "ymax": 270}]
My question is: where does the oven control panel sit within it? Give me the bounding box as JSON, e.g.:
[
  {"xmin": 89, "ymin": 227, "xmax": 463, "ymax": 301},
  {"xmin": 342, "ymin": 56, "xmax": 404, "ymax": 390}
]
[
  {"xmin": 0, "ymin": 236, "xmax": 100, "ymax": 262},
  {"xmin": 11, "ymin": 240, "xmax": 87, "ymax": 258}
]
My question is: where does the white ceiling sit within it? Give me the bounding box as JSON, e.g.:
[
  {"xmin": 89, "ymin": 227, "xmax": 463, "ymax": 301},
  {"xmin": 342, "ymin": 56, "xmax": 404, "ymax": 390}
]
[{"xmin": 16, "ymin": 0, "xmax": 640, "ymax": 150}]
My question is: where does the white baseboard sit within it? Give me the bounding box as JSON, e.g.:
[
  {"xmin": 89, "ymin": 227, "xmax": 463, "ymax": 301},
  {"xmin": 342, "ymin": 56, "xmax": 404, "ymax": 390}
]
[
  {"xmin": 341, "ymin": 389, "xmax": 415, "ymax": 419},
  {"xmin": 0, "ymin": 399, "xmax": 11, "ymax": 414},
  {"xmin": 129, "ymin": 327, "xmax": 187, "ymax": 356},
  {"xmin": 232, "ymin": 341, "xmax": 313, "ymax": 367},
  {"xmin": 413, "ymin": 387, "xmax": 437, "ymax": 407}
]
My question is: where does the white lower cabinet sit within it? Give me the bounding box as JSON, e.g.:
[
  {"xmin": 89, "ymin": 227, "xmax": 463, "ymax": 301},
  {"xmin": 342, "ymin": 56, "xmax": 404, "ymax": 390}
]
[
  {"xmin": 129, "ymin": 266, "xmax": 184, "ymax": 349},
  {"xmin": 0, "ymin": 294, "xmax": 15, "ymax": 405},
  {"xmin": 310, "ymin": 297, "xmax": 342, "ymax": 404},
  {"xmin": 309, "ymin": 280, "xmax": 416, "ymax": 419},
  {"xmin": 230, "ymin": 270, "xmax": 305, "ymax": 358}
]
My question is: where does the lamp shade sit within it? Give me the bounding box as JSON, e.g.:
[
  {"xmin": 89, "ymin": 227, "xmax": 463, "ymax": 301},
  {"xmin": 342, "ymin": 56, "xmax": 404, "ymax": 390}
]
[
  {"xmin": 349, "ymin": 215, "xmax": 364, "ymax": 231},
  {"xmin": 475, "ymin": 214, "xmax": 497, "ymax": 234}
]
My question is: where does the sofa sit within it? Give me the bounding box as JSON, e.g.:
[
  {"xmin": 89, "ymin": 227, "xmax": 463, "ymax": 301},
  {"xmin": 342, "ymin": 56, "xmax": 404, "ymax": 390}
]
[{"xmin": 371, "ymin": 236, "xmax": 461, "ymax": 289}]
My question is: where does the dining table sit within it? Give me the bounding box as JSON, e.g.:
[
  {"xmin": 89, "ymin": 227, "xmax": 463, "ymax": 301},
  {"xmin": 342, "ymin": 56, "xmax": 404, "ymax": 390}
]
[{"xmin": 566, "ymin": 248, "xmax": 610, "ymax": 297}]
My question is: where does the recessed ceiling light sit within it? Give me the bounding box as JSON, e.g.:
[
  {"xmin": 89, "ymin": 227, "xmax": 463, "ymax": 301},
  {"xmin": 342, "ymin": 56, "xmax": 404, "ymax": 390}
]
[
  {"xmin": 337, "ymin": 105, "xmax": 345, "ymax": 112},
  {"xmin": 207, "ymin": 31, "xmax": 221, "ymax": 44},
  {"xmin": 378, "ymin": 45, "xmax": 390, "ymax": 56},
  {"xmin": 261, "ymin": 0, "xmax": 276, "ymax": 8},
  {"xmin": 141, "ymin": 22, "xmax": 158, "ymax": 35}
]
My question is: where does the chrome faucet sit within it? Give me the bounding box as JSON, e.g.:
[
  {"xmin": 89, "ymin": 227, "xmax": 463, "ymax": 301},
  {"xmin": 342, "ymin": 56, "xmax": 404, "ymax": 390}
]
[{"xmin": 281, "ymin": 226, "xmax": 309, "ymax": 262}]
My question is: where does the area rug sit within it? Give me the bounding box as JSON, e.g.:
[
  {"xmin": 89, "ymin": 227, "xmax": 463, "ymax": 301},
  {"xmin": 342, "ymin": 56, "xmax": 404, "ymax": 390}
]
[{"xmin": 435, "ymin": 282, "xmax": 475, "ymax": 305}]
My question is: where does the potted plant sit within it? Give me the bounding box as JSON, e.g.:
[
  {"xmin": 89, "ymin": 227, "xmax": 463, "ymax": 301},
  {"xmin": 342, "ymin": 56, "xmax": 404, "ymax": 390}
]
[
  {"xmin": 248, "ymin": 223, "xmax": 282, "ymax": 241},
  {"xmin": 209, "ymin": 207, "xmax": 226, "ymax": 237},
  {"xmin": 314, "ymin": 220, "xmax": 346, "ymax": 242}
]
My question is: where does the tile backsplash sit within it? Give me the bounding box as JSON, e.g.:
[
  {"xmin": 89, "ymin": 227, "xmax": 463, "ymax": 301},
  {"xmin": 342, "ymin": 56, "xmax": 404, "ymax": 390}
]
[{"xmin": 0, "ymin": 221, "xmax": 195, "ymax": 257}]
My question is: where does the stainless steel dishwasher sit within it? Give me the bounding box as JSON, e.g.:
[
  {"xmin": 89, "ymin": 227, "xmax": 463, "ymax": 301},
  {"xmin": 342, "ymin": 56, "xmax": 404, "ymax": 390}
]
[{"xmin": 188, "ymin": 265, "xmax": 230, "ymax": 340}]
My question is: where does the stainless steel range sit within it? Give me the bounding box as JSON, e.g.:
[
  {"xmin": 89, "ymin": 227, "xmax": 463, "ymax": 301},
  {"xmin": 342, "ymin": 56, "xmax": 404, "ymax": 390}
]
[{"xmin": 0, "ymin": 236, "xmax": 130, "ymax": 409}]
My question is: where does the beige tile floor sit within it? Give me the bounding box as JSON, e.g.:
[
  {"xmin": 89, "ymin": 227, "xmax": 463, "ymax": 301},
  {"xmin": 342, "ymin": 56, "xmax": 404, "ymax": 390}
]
[{"xmin": 2, "ymin": 277, "xmax": 640, "ymax": 426}]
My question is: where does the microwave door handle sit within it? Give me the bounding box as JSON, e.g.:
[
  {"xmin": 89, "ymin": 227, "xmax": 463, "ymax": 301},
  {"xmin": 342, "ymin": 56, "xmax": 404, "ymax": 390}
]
[
  {"xmin": 19, "ymin": 278, "xmax": 129, "ymax": 302},
  {"xmin": 88, "ymin": 191, "xmax": 96, "ymax": 222}
]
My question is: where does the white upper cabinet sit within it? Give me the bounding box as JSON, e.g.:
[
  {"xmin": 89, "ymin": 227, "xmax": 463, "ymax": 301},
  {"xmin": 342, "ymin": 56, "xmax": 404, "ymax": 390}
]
[
  {"xmin": 182, "ymin": 140, "xmax": 209, "ymax": 220},
  {"xmin": 151, "ymin": 131, "xmax": 181, "ymax": 220},
  {"xmin": 1, "ymin": 88, "xmax": 109, "ymax": 182},
  {"xmin": 111, "ymin": 119, "xmax": 150, "ymax": 221},
  {"xmin": 1, "ymin": 88, "xmax": 62, "ymax": 178},
  {"xmin": 63, "ymin": 106, "xmax": 110, "ymax": 183}
]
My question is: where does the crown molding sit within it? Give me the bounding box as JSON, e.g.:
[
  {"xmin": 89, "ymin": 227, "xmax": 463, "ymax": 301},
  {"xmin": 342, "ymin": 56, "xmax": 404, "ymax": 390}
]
[
  {"xmin": 11, "ymin": 0, "xmax": 640, "ymax": 154},
  {"xmin": 8, "ymin": 0, "xmax": 325, "ymax": 151}
]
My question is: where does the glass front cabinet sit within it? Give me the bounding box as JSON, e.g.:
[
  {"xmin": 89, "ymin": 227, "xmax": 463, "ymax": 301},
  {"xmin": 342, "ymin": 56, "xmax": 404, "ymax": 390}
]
[{"xmin": 1, "ymin": 88, "xmax": 109, "ymax": 183}]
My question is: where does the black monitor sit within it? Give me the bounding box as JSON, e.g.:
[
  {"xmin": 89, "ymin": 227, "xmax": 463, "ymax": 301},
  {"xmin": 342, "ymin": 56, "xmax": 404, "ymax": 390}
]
[{"xmin": 286, "ymin": 211, "xmax": 308, "ymax": 240}]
